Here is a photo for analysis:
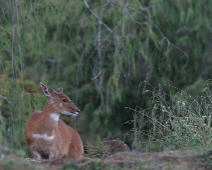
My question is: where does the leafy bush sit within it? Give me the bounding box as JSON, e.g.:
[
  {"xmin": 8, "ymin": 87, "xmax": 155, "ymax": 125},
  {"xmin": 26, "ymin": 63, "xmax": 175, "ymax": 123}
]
[{"xmin": 0, "ymin": 77, "xmax": 45, "ymax": 151}]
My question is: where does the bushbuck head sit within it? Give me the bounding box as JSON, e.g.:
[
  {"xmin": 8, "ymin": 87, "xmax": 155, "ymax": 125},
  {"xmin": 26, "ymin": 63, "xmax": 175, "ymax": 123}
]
[{"xmin": 40, "ymin": 82, "xmax": 80, "ymax": 116}]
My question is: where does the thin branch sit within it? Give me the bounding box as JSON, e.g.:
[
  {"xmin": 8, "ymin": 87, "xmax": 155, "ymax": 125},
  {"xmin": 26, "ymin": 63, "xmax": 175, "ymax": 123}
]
[
  {"xmin": 83, "ymin": 0, "xmax": 117, "ymax": 36},
  {"xmin": 43, "ymin": 55, "xmax": 59, "ymax": 63},
  {"xmin": 91, "ymin": 71, "xmax": 101, "ymax": 80},
  {"xmin": 0, "ymin": 94, "xmax": 11, "ymax": 104}
]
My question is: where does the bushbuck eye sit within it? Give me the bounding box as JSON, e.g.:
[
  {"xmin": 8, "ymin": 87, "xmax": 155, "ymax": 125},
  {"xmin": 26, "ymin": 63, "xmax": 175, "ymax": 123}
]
[{"xmin": 62, "ymin": 99, "xmax": 68, "ymax": 102}]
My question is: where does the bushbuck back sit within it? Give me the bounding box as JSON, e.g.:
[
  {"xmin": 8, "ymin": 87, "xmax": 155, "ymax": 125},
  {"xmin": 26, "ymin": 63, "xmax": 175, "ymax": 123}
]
[{"xmin": 25, "ymin": 82, "xmax": 84, "ymax": 159}]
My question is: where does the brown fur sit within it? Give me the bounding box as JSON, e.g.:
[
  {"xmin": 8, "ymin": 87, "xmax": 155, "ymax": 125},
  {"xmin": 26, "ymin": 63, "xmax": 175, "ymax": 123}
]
[
  {"xmin": 103, "ymin": 139, "xmax": 129, "ymax": 154},
  {"xmin": 25, "ymin": 83, "xmax": 84, "ymax": 159}
]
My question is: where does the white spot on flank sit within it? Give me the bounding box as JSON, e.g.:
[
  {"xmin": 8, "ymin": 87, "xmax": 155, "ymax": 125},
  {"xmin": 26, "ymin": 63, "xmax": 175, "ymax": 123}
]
[
  {"xmin": 33, "ymin": 150, "xmax": 41, "ymax": 159},
  {"xmin": 33, "ymin": 133, "xmax": 55, "ymax": 141},
  {"xmin": 60, "ymin": 103, "xmax": 62, "ymax": 107},
  {"xmin": 50, "ymin": 113, "xmax": 60, "ymax": 121}
]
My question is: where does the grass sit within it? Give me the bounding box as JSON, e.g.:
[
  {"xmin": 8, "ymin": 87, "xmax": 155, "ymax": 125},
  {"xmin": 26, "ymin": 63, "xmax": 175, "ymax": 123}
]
[
  {"xmin": 124, "ymin": 81, "xmax": 212, "ymax": 152},
  {"xmin": 2, "ymin": 80, "xmax": 212, "ymax": 169},
  {"xmin": 0, "ymin": 157, "xmax": 49, "ymax": 170},
  {"xmin": 1, "ymin": 149, "xmax": 212, "ymax": 170}
]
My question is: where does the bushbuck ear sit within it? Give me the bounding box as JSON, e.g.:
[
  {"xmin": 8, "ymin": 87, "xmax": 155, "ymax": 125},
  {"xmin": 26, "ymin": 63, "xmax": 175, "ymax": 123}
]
[
  {"xmin": 56, "ymin": 87, "xmax": 63, "ymax": 93},
  {"xmin": 40, "ymin": 82, "xmax": 53, "ymax": 97}
]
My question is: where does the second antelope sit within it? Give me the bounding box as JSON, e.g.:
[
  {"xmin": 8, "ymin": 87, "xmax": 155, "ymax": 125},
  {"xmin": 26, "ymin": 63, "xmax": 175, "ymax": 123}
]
[{"xmin": 25, "ymin": 82, "xmax": 84, "ymax": 159}]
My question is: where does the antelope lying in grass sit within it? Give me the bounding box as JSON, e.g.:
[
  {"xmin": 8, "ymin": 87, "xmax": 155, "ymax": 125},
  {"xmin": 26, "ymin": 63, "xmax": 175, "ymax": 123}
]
[{"xmin": 25, "ymin": 82, "xmax": 84, "ymax": 159}]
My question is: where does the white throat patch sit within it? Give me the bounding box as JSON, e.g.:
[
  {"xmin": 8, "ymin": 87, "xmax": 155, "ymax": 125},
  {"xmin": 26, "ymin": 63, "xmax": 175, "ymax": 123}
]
[
  {"xmin": 50, "ymin": 113, "xmax": 60, "ymax": 121},
  {"xmin": 33, "ymin": 133, "xmax": 55, "ymax": 141}
]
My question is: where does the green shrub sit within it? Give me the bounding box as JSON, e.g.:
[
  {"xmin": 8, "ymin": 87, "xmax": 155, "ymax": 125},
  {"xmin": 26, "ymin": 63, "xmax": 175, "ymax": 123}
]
[
  {"xmin": 128, "ymin": 81, "xmax": 212, "ymax": 151},
  {"xmin": 0, "ymin": 78, "xmax": 45, "ymax": 152}
]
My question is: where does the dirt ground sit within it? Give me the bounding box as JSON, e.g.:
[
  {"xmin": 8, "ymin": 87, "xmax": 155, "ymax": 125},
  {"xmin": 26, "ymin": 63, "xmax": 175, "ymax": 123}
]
[{"xmin": 1, "ymin": 150, "xmax": 211, "ymax": 170}]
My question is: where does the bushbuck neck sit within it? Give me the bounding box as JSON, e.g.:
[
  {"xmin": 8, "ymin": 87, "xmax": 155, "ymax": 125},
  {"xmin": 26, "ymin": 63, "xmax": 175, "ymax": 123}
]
[
  {"xmin": 37, "ymin": 83, "xmax": 80, "ymax": 134},
  {"xmin": 35, "ymin": 100, "xmax": 59, "ymax": 135}
]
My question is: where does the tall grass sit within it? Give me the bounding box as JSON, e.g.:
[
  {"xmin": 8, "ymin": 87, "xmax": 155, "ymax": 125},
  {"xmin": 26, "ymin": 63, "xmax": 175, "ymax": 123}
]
[{"xmin": 127, "ymin": 81, "xmax": 212, "ymax": 152}]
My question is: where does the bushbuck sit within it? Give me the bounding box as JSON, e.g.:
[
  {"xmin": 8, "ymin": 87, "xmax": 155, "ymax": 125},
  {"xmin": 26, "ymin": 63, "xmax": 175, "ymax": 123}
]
[{"xmin": 25, "ymin": 82, "xmax": 84, "ymax": 159}]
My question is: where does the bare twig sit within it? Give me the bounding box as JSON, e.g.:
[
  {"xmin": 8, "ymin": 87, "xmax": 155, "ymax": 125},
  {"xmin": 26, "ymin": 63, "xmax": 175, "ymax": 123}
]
[
  {"xmin": 83, "ymin": 0, "xmax": 109, "ymax": 109},
  {"xmin": 83, "ymin": 0, "xmax": 117, "ymax": 36},
  {"xmin": 43, "ymin": 55, "xmax": 59, "ymax": 63},
  {"xmin": 125, "ymin": 107, "xmax": 169, "ymax": 130},
  {"xmin": 91, "ymin": 71, "xmax": 101, "ymax": 80},
  {"xmin": 0, "ymin": 94, "xmax": 11, "ymax": 104}
]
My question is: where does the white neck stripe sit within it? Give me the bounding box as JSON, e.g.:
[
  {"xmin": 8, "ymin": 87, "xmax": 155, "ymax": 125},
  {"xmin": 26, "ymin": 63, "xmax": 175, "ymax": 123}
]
[
  {"xmin": 33, "ymin": 133, "xmax": 54, "ymax": 141},
  {"xmin": 50, "ymin": 113, "xmax": 60, "ymax": 121}
]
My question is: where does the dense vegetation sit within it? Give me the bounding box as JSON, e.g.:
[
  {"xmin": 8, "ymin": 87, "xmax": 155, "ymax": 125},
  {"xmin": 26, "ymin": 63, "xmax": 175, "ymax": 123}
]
[{"xmin": 1, "ymin": 0, "xmax": 212, "ymax": 157}]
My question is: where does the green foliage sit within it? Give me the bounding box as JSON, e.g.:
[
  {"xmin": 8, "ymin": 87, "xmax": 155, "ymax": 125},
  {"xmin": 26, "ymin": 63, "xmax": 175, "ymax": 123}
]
[
  {"xmin": 0, "ymin": 117, "xmax": 6, "ymax": 144},
  {"xmin": 0, "ymin": 26, "xmax": 12, "ymax": 49},
  {"xmin": 0, "ymin": 76, "xmax": 45, "ymax": 150},
  {"xmin": 0, "ymin": 157, "xmax": 46, "ymax": 170},
  {"xmin": 59, "ymin": 160, "xmax": 116, "ymax": 170},
  {"xmin": 85, "ymin": 138, "xmax": 111, "ymax": 158},
  {"xmin": 59, "ymin": 162, "xmax": 80, "ymax": 170},
  {"xmin": 130, "ymin": 82, "xmax": 212, "ymax": 151},
  {"xmin": 1, "ymin": 0, "xmax": 212, "ymax": 154}
]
